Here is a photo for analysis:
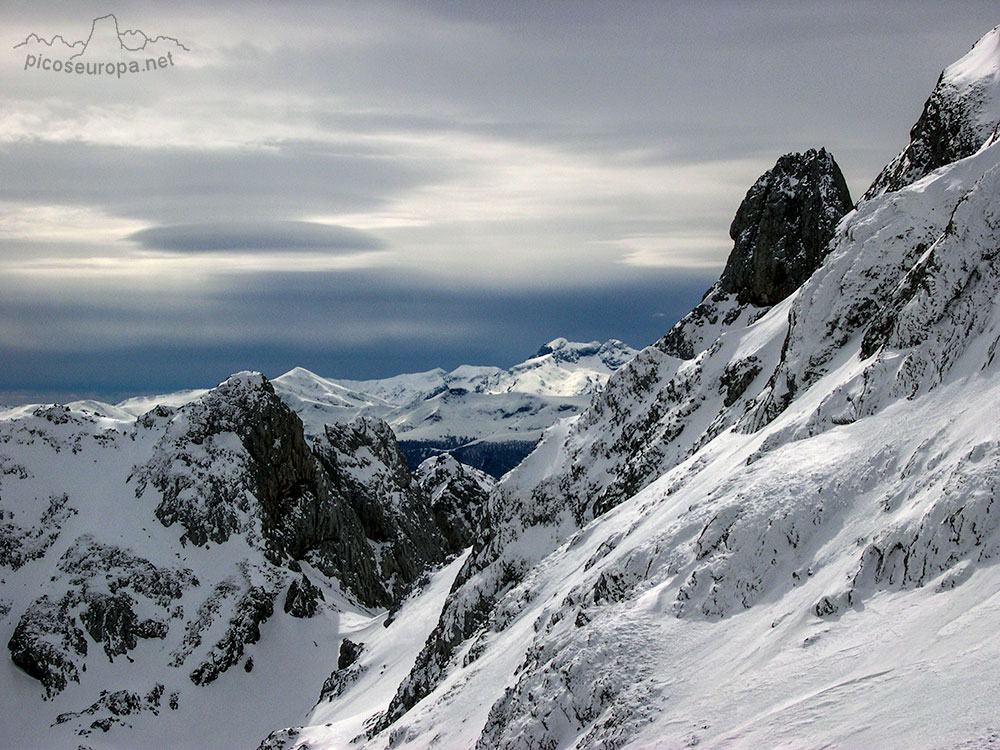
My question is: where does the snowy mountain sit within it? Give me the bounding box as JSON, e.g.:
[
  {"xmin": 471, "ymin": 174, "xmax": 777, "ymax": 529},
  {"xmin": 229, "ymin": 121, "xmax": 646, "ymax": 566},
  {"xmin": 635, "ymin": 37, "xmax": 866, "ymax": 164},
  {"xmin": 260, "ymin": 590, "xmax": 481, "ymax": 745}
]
[
  {"xmin": 0, "ymin": 373, "xmax": 492, "ymax": 748},
  {"xmin": 259, "ymin": 24, "xmax": 1000, "ymax": 749},
  {"xmin": 274, "ymin": 338, "xmax": 638, "ymax": 477},
  {"xmin": 3, "ymin": 338, "xmax": 637, "ymax": 482}
]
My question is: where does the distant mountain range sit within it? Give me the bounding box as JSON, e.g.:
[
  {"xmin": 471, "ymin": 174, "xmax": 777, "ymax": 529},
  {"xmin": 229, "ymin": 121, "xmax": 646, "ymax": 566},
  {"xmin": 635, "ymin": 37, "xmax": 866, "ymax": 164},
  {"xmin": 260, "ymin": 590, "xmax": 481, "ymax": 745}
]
[
  {"xmin": 276, "ymin": 337, "xmax": 637, "ymax": 476},
  {"xmin": 14, "ymin": 337, "xmax": 637, "ymax": 478}
]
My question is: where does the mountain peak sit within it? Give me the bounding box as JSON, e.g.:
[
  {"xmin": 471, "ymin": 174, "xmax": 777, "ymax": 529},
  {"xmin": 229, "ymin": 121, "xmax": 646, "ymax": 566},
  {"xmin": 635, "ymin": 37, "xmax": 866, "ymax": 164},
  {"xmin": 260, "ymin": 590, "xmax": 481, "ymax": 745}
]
[
  {"xmin": 532, "ymin": 338, "xmax": 636, "ymax": 368},
  {"xmin": 718, "ymin": 147, "xmax": 853, "ymax": 307},
  {"xmin": 282, "ymin": 366, "xmax": 318, "ymax": 378},
  {"xmin": 534, "ymin": 337, "xmax": 574, "ymax": 357},
  {"xmin": 216, "ymin": 370, "xmax": 273, "ymax": 398},
  {"xmin": 945, "ymin": 24, "xmax": 1000, "ymax": 87},
  {"xmin": 864, "ymin": 24, "xmax": 1000, "ymax": 200}
]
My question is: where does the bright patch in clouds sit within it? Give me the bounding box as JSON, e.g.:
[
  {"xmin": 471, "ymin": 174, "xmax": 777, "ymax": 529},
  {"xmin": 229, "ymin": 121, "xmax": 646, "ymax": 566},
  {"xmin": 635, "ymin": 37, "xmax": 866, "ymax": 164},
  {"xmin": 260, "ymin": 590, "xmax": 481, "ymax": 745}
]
[
  {"xmin": 613, "ymin": 234, "xmax": 732, "ymax": 269},
  {"xmin": 0, "ymin": 203, "xmax": 147, "ymax": 244},
  {"xmin": 2, "ymin": 250, "xmax": 390, "ymax": 281}
]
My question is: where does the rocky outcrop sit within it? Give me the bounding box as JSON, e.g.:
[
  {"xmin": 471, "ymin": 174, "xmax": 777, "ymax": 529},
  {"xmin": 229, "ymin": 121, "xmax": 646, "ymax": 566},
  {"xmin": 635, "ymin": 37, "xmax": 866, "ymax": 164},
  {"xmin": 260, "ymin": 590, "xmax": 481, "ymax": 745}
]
[
  {"xmin": 257, "ymin": 727, "xmax": 301, "ymax": 750},
  {"xmin": 315, "ymin": 639, "xmax": 367, "ymax": 705},
  {"xmin": 315, "ymin": 417, "xmax": 448, "ymax": 604},
  {"xmin": 338, "ymin": 638, "xmax": 364, "ymax": 670},
  {"xmin": 133, "ymin": 372, "xmax": 322, "ymax": 553},
  {"xmin": 415, "ymin": 454, "xmax": 495, "ymax": 553},
  {"xmin": 8, "ymin": 536, "xmax": 196, "ymax": 698},
  {"xmin": 718, "ymin": 148, "xmax": 853, "ymax": 306},
  {"xmin": 864, "ymin": 76, "xmax": 987, "ymax": 199},
  {"xmin": 0, "ymin": 493, "xmax": 75, "ymax": 571},
  {"xmin": 8, "ymin": 597, "xmax": 86, "ymax": 699},
  {"xmin": 659, "ymin": 148, "xmax": 850, "ymax": 362},
  {"xmin": 283, "ymin": 574, "xmax": 325, "ymax": 618},
  {"xmin": 132, "ymin": 373, "xmax": 448, "ymax": 610},
  {"xmin": 190, "ymin": 584, "xmax": 276, "ymax": 685},
  {"xmin": 55, "ymin": 684, "xmax": 166, "ymax": 736}
]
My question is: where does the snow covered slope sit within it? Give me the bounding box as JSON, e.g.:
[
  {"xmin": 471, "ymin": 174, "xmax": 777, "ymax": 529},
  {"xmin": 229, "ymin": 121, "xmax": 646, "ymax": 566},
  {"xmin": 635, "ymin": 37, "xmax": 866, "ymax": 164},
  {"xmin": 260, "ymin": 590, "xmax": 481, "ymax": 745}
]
[
  {"xmin": 273, "ymin": 338, "xmax": 638, "ymax": 477},
  {"xmin": 267, "ymin": 24, "xmax": 1000, "ymax": 749},
  {"xmin": 0, "ymin": 373, "xmax": 480, "ymax": 749}
]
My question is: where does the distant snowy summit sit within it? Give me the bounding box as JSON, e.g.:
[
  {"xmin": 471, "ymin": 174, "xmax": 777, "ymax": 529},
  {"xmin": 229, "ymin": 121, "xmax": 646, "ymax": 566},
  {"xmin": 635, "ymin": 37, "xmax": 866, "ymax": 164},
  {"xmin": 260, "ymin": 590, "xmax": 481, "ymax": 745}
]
[
  {"xmin": 274, "ymin": 338, "xmax": 638, "ymax": 477},
  {"xmin": 324, "ymin": 337, "xmax": 638, "ymax": 401}
]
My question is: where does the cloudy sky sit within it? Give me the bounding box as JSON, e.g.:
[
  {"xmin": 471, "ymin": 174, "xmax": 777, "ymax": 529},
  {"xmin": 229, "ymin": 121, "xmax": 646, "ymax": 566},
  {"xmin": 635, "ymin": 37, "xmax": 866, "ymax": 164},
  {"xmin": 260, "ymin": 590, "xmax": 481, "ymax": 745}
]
[{"xmin": 1, "ymin": 1, "xmax": 997, "ymax": 403}]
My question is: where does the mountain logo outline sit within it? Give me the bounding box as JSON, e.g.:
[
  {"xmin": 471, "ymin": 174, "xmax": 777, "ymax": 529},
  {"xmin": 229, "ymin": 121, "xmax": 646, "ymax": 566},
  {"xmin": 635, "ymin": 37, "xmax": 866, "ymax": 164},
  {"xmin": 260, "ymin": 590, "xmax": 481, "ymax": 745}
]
[{"xmin": 14, "ymin": 13, "xmax": 189, "ymax": 58}]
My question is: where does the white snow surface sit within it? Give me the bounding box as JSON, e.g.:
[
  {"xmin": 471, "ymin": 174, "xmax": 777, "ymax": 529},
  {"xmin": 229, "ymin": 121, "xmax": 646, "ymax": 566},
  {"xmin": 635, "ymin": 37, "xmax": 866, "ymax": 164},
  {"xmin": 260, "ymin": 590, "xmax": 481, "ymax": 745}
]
[
  {"xmin": 943, "ymin": 23, "xmax": 1000, "ymax": 107},
  {"xmin": 281, "ymin": 552, "xmax": 469, "ymax": 748}
]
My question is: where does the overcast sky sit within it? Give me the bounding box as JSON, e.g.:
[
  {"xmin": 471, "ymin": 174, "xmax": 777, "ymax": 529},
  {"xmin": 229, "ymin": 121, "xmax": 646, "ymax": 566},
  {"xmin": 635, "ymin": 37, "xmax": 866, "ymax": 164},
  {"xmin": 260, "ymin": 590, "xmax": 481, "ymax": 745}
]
[{"xmin": 1, "ymin": 1, "xmax": 998, "ymax": 403}]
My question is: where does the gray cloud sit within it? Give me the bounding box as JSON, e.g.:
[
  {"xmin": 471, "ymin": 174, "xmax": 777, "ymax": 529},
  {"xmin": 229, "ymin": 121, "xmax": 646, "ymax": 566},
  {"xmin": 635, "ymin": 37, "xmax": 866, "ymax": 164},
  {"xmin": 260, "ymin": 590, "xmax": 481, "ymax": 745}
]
[
  {"xmin": 0, "ymin": 139, "xmax": 449, "ymax": 224},
  {"xmin": 127, "ymin": 220, "xmax": 385, "ymax": 253},
  {"xmin": 2, "ymin": 0, "xmax": 999, "ymax": 403}
]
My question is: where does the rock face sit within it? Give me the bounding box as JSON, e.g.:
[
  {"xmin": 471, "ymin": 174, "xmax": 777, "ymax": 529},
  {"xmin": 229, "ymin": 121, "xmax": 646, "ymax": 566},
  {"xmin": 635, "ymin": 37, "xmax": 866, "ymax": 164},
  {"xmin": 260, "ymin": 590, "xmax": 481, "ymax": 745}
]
[
  {"xmin": 314, "ymin": 417, "xmax": 448, "ymax": 604},
  {"xmin": 337, "ymin": 638, "xmax": 364, "ymax": 670},
  {"xmin": 134, "ymin": 373, "xmax": 322, "ymax": 553},
  {"xmin": 132, "ymin": 374, "xmax": 448, "ymax": 610},
  {"xmin": 414, "ymin": 454, "xmax": 495, "ymax": 553},
  {"xmin": 189, "ymin": 584, "xmax": 275, "ymax": 686},
  {"xmin": 719, "ymin": 148, "xmax": 853, "ymax": 306},
  {"xmin": 283, "ymin": 575, "xmax": 325, "ymax": 618}
]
